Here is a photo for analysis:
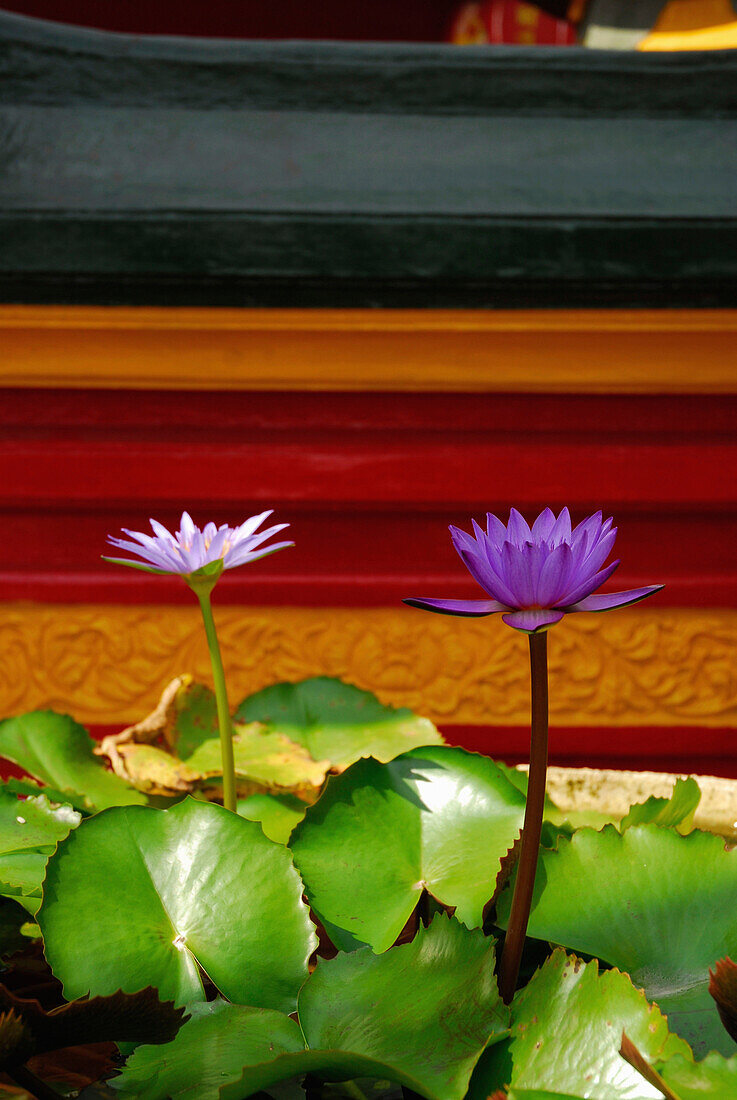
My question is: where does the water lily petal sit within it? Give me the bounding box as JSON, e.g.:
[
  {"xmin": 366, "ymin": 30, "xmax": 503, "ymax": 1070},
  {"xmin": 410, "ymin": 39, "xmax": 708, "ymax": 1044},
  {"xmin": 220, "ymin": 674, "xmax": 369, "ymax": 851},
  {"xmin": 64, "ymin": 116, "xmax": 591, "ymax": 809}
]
[
  {"xmin": 232, "ymin": 510, "xmax": 275, "ymax": 541},
  {"xmin": 224, "ymin": 539, "xmax": 294, "ymax": 569},
  {"xmin": 502, "ymin": 609, "xmax": 565, "ymax": 633},
  {"xmin": 506, "ymin": 508, "xmax": 531, "ymax": 547},
  {"xmin": 579, "ymin": 526, "xmax": 618, "ymax": 578},
  {"xmin": 531, "ymin": 507, "xmax": 556, "ymax": 541},
  {"xmin": 557, "ymin": 558, "xmax": 619, "ymax": 606},
  {"xmin": 449, "ymin": 525, "xmax": 477, "ymax": 557},
  {"xmin": 178, "ymin": 512, "xmax": 197, "ymax": 547},
  {"xmin": 536, "ymin": 542, "xmax": 573, "ymax": 607},
  {"xmin": 500, "ymin": 541, "xmax": 536, "ymax": 607},
  {"xmin": 570, "ymin": 510, "xmax": 602, "ymax": 548},
  {"xmin": 458, "ymin": 548, "xmax": 518, "ymax": 606},
  {"xmin": 567, "ymin": 585, "xmax": 664, "ymax": 612},
  {"xmin": 149, "ymin": 519, "xmax": 178, "ymax": 545},
  {"xmin": 486, "ymin": 512, "xmax": 508, "ymax": 548},
  {"xmin": 107, "ymin": 535, "xmax": 185, "ymax": 572},
  {"xmin": 403, "ymin": 597, "xmax": 507, "ymax": 617},
  {"xmin": 549, "ymin": 507, "xmax": 572, "ymax": 546}
]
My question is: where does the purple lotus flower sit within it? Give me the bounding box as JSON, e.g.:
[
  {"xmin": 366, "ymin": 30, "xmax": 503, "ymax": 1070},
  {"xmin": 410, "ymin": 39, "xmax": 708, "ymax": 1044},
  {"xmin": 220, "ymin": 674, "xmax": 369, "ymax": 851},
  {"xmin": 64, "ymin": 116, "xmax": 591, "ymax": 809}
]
[
  {"xmin": 404, "ymin": 507, "xmax": 662, "ymax": 634},
  {"xmin": 105, "ymin": 510, "xmax": 293, "ymax": 578}
]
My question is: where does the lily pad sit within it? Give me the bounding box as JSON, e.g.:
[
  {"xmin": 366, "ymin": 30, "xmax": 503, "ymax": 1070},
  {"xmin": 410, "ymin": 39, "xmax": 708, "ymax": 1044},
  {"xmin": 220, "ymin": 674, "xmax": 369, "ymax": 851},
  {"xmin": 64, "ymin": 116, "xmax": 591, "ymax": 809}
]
[
  {"xmin": 297, "ymin": 914, "xmax": 509, "ymax": 1099},
  {"xmin": 497, "ymin": 825, "xmax": 737, "ymax": 1056},
  {"xmin": 620, "ymin": 777, "xmax": 701, "ymax": 832},
  {"xmin": 238, "ymin": 793, "xmax": 307, "ymax": 844},
  {"xmin": 0, "ymin": 712, "xmax": 146, "ymax": 811},
  {"xmin": 184, "ymin": 724, "xmax": 330, "ymax": 792},
  {"xmin": 469, "ymin": 950, "xmax": 691, "ymax": 1100},
  {"xmin": 115, "ymin": 917, "xmax": 508, "ymax": 1100},
  {"xmin": 658, "ymin": 1051, "xmax": 737, "ymax": 1098},
  {"xmin": 236, "ymin": 678, "xmax": 443, "ymax": 770},
  {"xmin": 111, "ymin": 1000, "xmax": 306, "ymax": 1100},
  {"xmin": 38, "ymin": 798, "xmax": 316, "ymax": 1011},
  {"xmin": 290, "ymin": 747, "xmax": 526, "ymax": 952},
  {"xmin": 0, "ymin": 791, "xmax": 80, "ymax": 915}
]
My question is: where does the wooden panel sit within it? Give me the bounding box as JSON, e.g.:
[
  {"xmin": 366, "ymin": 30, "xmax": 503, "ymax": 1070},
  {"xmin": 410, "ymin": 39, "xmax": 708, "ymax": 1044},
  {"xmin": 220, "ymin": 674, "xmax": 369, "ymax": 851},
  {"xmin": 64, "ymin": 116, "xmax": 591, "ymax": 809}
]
[{"xmin": 1, "ymin": 307, "xmax": 737, "ymax": 392}]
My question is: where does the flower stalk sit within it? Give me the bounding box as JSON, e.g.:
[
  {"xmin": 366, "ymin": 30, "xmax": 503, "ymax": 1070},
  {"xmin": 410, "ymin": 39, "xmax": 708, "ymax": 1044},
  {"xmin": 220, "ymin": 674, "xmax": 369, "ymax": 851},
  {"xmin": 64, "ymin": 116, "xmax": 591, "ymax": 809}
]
[
  {"xmin": 498, "ymin": 631, "xmax": 549, "ymax": 1004},
  {"xmin": 196, "ymin": 588, "xmax": 237, "ymax": 813}
]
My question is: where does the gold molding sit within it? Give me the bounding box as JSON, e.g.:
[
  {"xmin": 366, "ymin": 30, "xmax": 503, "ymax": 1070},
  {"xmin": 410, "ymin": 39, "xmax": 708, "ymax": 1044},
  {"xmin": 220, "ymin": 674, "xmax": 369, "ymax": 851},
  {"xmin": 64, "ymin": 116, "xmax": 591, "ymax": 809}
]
[
  {"xmin": 1, "ymin": 603, "xmax": 735, "ymax": 728},
  {"xmin": 2, "ymin": 306, "xmax": 737, "ymax": 392}
]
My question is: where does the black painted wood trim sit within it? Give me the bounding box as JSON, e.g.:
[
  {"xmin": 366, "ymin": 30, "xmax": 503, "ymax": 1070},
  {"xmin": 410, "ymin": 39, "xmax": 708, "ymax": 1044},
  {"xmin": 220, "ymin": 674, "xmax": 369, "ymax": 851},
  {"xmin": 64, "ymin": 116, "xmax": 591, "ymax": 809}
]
[{"xmin": 1, "ymin": 11, "xmax": 736, "ymax": 307}]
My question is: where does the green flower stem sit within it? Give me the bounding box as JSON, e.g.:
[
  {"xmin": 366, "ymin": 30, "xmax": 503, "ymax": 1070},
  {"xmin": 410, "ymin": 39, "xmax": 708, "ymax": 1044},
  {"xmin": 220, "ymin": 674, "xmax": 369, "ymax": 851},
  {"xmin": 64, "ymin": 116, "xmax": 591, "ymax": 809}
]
[
  {"xmin": 196, "ymin": 590, "xmax": 237, "ymax": 813},
  {"xmin": 498, "ymin": 630, "xmax": 549, "ymax": 1004}
]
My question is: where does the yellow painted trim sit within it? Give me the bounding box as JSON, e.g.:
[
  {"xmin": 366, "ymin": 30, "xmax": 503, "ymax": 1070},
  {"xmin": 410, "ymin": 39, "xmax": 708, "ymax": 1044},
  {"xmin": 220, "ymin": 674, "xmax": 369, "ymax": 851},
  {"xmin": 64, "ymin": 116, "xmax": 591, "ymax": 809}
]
[
  {"xmin": 641, "ymin": 0, "xmax": 737, "ymax": 50},
  {"xmin": 2, "ymin": 306, "xmax": 737, "ymax": 393},
  {"xmin": 2, "ymin": 603, "xmax": 735, "ymax": 728}
]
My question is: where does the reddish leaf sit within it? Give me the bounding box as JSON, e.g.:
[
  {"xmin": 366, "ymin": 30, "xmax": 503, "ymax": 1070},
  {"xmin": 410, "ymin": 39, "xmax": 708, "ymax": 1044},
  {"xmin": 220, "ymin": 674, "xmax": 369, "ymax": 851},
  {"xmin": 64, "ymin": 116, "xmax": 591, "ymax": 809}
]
[
  {"xmin": 710, "ymin": 957, "xmax": 737, "ymax": 1042},
  {"xmin": 0, "ymin": 985, "xmax": 186, "ymax": 1071}
]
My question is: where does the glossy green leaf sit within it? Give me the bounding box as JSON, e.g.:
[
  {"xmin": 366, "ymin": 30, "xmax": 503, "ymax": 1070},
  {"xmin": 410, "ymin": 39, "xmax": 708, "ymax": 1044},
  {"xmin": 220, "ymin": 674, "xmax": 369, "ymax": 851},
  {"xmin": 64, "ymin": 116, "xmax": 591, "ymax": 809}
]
[
  {"xmin": 297, "ymin": 915, "xmax": 508, "ymax": 1099},
  {"xmin": 236, "ymin": 677, "xmax": 443, "ymax": 770},
  {"xmin": 1, "ymin": 778, "xmax": 90, "ymax": 814},
  {"xmin": 0, "ymin": 712, "xmax": 146, "ymax": 811},
  {"xmin": 38, "ymin": 798, "xmax": 316, "ymax": 1011},
  {"xmin": 470, "ymin": 950, "xmax": 691, "ymax": 1100},
  {"xmin": 291, "ymin": 747, "xmax": 526, "ymax": 951},
  {"xmin": 116, "ymin": 918, "xmax": 508, "ymax": 1100},
  {"xmin": 238, "ymin": 793, "xmax": 307, "ymax": 844},
  {"xmin": 658, "ymin": 1051, "xmax": 737, "ymax": 1098},
  {"xmin": 0, "ymin": 791, "xmax": 80, "ymax": 914},
  {"xmin": 112, "ymin": 1000, "xmax": 306, "ymax": 1100},
  {"xmin": 620, "ymin": 777, "xmax": 701, "ymax": 832},
  {"xmin": 497, "ymin": 825, "xmax": 737, "ymax": 1056}
]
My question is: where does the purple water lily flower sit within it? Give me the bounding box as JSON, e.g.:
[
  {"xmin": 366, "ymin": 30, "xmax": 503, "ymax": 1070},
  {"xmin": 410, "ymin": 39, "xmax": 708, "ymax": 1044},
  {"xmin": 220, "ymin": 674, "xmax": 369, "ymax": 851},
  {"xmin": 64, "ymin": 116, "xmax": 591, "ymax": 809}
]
[
  {"xmin": 105, "ymin": 510, "xmax": 293, "ymax": 578},
  {"xmin": 404, "ymin": 507, "xmax": 662, "ymax": 634}
]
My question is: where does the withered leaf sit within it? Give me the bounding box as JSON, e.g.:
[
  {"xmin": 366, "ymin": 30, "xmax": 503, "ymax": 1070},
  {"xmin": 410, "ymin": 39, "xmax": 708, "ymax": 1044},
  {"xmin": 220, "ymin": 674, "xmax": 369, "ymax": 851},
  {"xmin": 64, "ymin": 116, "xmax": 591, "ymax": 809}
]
[{"xmin": 0, "ymin": 985, "xmax": 186, "ymax": 1071}]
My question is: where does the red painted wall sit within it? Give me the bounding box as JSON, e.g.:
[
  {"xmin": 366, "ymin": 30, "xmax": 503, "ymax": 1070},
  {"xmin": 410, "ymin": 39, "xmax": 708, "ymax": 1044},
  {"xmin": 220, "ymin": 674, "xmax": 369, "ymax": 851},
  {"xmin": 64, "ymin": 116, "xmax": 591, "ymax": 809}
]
[
  {"xmin": 1, "ymin": 387, "xmax": 734, "ymax": 608},
  {"xmin": 0, "ymin": 1, "xmax": 459, "ymax": 41}
]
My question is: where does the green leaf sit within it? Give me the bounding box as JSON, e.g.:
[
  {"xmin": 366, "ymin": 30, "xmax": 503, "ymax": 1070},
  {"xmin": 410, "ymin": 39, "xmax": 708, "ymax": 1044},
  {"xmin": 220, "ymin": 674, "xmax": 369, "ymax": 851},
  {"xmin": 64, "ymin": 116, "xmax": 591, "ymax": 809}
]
[
  {"xmin": 497, "ymin": 825, "xmax": 737, "ymax": 1056},
  {"xmin": 167, "ymin": 681, "xmax": 219, "ymax": 759},
  {"xmin": 184, "ymin": 724, "xmax": 330, "ymax": 791},
  {"xmin": 0, "ymin": 712, "xmax": 147, "ymax": 811},
  {"xmin": 238, "ymin": 793, "xmax": 307, "ymax": 844},
  {"xmin": 115, "ymin": 918, "xmax": 508, "ymax": 1100},
  {"xmin": 236, "ymin": 678, "xmax": 443, "ymax": 770},
  {"xmin": 1, "ymin": 778, "xmax": 90, "ymax": 814},
  {"xmin": 291, "ymin": 747, "xmax": 527, "ymax": 952},
  {"xmin": 658, "ymin": 1051, "xmax": 737, "ymax": 1098},
  {"xmin": 620, "ymin": 777, "xmax": 701, "ymax": 833},
  {"xmin": 470, "ymin": 950, "xmax": 690, "ymax": 1100},
  {"xmin": 0, "ymin": 791, "xmax": 80, "ymax": 914},
  {"xmin": 296, "ymin": 915, "xmax": 509, "ymax": 1100},
  {"xmin": 38, "ymin": 798, "xmax": 316, "ymax": 1011},
  {"xmin": 112, "ymin": 1000, "xmax": 309, "ymax": 1100}
]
